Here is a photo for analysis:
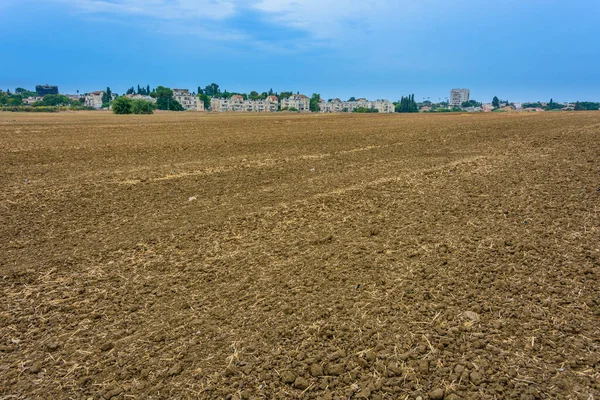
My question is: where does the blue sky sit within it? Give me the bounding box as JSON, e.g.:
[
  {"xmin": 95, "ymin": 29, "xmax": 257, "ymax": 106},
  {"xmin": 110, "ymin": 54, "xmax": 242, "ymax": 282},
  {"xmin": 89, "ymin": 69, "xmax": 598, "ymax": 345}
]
[{"xmin": 1, "ymin": 0, "xmax": 599, "ymax": 102}]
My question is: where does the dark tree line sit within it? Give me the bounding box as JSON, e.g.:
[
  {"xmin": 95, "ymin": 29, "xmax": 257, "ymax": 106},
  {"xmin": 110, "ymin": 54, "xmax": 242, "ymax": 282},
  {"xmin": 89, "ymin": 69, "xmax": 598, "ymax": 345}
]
[{"xmin": 395, "ymin": 94, "xmax": 418, "ymax": 113}]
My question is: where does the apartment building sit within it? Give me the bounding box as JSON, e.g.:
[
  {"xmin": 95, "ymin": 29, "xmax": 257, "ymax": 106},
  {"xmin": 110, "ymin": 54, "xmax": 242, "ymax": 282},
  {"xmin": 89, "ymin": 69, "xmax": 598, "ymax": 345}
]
[
  {"xmin": 449, "ymin": 88, "xmax": 470, "ymax": 107},
  {"xmin": 280, "ymin": 94, "xmax": 310, "ymax": 112},
  {"xmin": 84, "ymin": 91, "xmax": 105, "ymax": 109},
  {"xmin": 173, "ymin": 89, "xmax": 203, "ymax": 111},
  {"xmin": 319, "ymin": 98, "xmax": 395, "ymax": 113},
  {"xmin": 210, "ymin": 95, "xmax": 278, "ymax": 112}
]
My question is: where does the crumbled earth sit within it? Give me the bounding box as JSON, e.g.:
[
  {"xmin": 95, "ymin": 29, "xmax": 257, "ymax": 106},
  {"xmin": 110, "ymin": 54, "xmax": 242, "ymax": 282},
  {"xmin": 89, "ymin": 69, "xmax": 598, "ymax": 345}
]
[{"xmin": 0, "ymin": 111, "xmax": 599, "ymax": 399}]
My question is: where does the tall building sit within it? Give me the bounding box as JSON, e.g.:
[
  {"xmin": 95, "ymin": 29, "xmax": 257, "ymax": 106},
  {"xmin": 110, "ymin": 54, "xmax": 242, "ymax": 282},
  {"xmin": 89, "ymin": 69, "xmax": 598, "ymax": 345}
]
[
  {"xmin": 172, "ymin": 89, "xmax": 203, "ymax": 111},
  {"xmin": 36, "ymin": 85, "xmax": 59, "ymax": 97},
  {"xmin": 449, "ymin": 88, "xmax": 470, "ymax": 107}
]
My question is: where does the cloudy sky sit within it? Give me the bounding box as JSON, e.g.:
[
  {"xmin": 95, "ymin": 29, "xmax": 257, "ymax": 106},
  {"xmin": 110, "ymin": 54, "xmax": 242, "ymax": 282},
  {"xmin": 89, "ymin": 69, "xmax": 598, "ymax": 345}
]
[{"xmin": 1, "ymin": 0, "xmax": 599, "ymax": 102}]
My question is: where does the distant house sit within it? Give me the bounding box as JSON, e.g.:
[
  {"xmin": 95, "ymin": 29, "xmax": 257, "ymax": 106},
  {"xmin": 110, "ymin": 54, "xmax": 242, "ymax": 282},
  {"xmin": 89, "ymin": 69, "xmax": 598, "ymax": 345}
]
[
  {"xmin": 420, "ymin": 106, "xmax": 432, "ymax": 112},
  {"xmin": 84, "ymin": 91, "xmax": 105, "ymax": 109},
  {"xmin": 280, "ymin": 94, "xmax": 310, "ymax": 112},
  {"xmin": 172, "ymin": 89, "xmax": 203, "ymax": 111},
  {"xmin": 319, "ymin": 98, "xmax": 394, "ymax": 113},
  {"xmin": 498, "ymin": 106, "xmax": 514, "ymax": 112},
  {"xmin": 513, "ymin": 102, "xmax": 523, "ymax": 110},
  {"xmin": 125, "ymin": 94, "xmax": 157, "ymax": 104},
  {"xmin": 22, "ymin": 97, "xmax": 42, "ymax": 105},
  {"xmin": 210, "ymin": 95, "xmax": 278, "ymax": 113},
  {"xmin": 482, "ymin": 103, "xmax": 494, "ymax": 112}
]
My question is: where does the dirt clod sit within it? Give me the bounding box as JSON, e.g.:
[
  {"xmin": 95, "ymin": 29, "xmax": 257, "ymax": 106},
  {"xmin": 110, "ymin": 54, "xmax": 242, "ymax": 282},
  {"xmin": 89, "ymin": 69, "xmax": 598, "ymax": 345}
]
[
  {"xmin": 309, "ymin": 364, "xmax": 324, "ymax": 377},
  {"xmin": 281, "ymin": 371, "xmax": 296, "ymax": 384},
  {"xmin": 293, "ymin": 376, "xmax": 310, "ymax": 390},
  {"xmin": 429, "ymin": 388, "xmax": 445, "ymax": 400}
]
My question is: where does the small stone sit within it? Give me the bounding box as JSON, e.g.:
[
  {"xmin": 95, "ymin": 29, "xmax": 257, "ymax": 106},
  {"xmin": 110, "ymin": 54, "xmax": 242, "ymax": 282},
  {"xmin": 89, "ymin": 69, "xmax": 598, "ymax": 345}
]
[
  {"xmin": 294, "ymin": 376, "xmax": 310, "ymax": 390},
  {"xmin": 429, "ymin": 388, "xmax": 445, "ymax": 400},
  {"xmin": 356, "ymin": 388, "xmax": 371, "ymax": 399},
  {"xmin": 281, "ymin": 371, "xmax": 296, "ymax": 384},
  {"xmin": 309, "ymin": 364, "xmax": 323, "ymax": 377}
]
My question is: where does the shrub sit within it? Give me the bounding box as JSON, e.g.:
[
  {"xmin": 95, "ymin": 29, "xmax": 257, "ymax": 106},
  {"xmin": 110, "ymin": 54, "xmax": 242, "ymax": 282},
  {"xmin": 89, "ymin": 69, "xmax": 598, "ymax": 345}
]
[
  {"xmin": 112, "ymin": 97, "xmax": 133, "ymax": 114},
  {"xmin": 0, "ymin": 106, "xmax": 59, "ymax": 112},
  {"xmin": 112, "ymin": 97, "xmax": 155, "ymax": 114},
  {"xmin": 131, "ymin": 100, "xmax": 154, "ymax": 114}
]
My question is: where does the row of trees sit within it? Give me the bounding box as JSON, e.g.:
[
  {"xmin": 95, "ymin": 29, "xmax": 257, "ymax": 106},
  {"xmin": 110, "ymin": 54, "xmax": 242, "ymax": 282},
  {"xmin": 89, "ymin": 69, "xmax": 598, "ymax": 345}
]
[
  {"xmin": 125, "ymin": 84, "xmax": 153, "ymax": 96},
  {"xmin": 395, "ymin": 94, "xmax": 418, "ymax": 113},
  {"xmin": 0, "ymin": 89, "xmax": 90, "ymax": 109}
]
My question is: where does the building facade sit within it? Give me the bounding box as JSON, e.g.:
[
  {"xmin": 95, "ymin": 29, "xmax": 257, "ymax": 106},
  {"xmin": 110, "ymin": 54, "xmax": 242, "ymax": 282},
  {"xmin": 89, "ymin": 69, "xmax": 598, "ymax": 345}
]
[
  {"xmin": 173, "ymin": 89, "xmax": 203, "ymax": 111},
  {"xmin": 280, "ymin": 94, "xmax": 310, "ymax": 112},
  {"xmin": 319, "ymin": 98, "xmax": 395, "ymax": 113},
  {"xmin": 449, "ymin": 89, "xmax": 470, "ymax": 107},
  {"xmin": 36, "ymin": 85, "xmax": 59, "ymax": 97},
  {"xmin": 84, "ymin": 91, "xmax": 105, "ymax": 109},
  {"xmin": 210, "ymin": 95, "xmax": 278, "ymax": 112}
]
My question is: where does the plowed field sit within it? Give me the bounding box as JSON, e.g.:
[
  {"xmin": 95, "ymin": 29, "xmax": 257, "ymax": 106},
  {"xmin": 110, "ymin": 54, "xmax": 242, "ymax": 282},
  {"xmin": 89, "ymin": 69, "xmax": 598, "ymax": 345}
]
[{"xmin": 1, "ymin": 111, "xmax": 599, "ymax": 399}]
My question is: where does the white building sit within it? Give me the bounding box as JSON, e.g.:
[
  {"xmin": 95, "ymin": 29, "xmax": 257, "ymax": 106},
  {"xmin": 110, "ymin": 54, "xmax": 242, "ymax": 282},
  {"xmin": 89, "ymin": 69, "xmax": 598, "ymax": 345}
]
[
  {"xmin": 319, "ymin": 98, "xmax": 395, "ymax": 113},
  {"xmin": 280, "ymin": 94, "xmax": 310, "ymax": 112},
  {"xmin": 125, "ymin": 94, "xmax": 157, "ymax": 104},
  {"xmin": 84, "ymin": 91, "xmax": 105, "ymax": 109},
  {"xmin": 210, "ymin": 95, "xmax": 278, "ymax": 113},
  {"xmin": 173, "ymin": 89, "xmax": 203, "ymax": 111},
  {"xmin": 449, "ymin": 88, "xmax": 470, "ymax": 107}
]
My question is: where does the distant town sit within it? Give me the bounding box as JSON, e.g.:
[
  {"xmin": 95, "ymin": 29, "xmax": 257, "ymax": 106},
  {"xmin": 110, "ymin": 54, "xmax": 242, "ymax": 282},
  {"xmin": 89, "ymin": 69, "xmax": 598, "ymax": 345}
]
[{"xmin": 1, "ymin": 84, "xmax": 599, "ymax": 114}]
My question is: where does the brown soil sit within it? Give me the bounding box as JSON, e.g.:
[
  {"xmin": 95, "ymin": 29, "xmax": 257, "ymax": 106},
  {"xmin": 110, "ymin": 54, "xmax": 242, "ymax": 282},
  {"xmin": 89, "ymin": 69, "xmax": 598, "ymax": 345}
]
[{"xmin": 0, "ymin": 111, "xmax": 599, "ymax": 399}]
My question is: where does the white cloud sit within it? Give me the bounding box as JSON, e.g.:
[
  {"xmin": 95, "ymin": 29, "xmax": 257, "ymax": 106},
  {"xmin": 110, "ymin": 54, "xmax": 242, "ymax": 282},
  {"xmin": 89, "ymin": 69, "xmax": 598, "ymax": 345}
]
[
  {"xmin": 251, "ymin": 0, "xmax": 396, "ymax": 39},
  {"xmin": 58, "ymin": 0, "xmax": 239, "ymax": 20}
]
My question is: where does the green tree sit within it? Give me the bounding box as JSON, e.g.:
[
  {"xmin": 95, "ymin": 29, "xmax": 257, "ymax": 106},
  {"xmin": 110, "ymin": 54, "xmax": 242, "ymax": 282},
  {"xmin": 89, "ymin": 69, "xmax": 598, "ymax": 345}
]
[
  {"xmin": 15, "ymin": 88, "xmax": 38, "ymax": 97},
  {"xmin": 249, "ymin": 91, "xmax": 260, "ymax": 100},
  {"xmin": 348, "ymin": 97, "xmax": 356, "ymax": 102},
  {"xmin": 0, "ymin": 91, "xmax": 9, "ymax": 105},
  {"xmin": 461, "ymin": 99, "xmax": 482, "ymax": 108},
  {"xmin": 545, "ymin": 99, "xmax": 563, "ymax": 110},
  {"xmin": 199, "ymin": 94, "xmax": 211, "ymax": 110},
  {"xmin": 102, "ymin": 87, "xmax": 112, "ymax": 106},
  {"xmin": 131, "ymin": 99, "xmax": 154, "ymax": 114},
  {"xmin": 492, "ymin": 96, "xmax": 500, "ymax": 108},
  {"xmin": 203, "ymin": 83, "xmax": 221, "ymax": 97},
  {"xmin": 7, "ymin": 95, "xmax": 23, "ymax": 106},
  {"xmin": 279, "ymin": 91, "xmax": 293, "ymax": 99},
  {"xmin": 395, "ymin": 94, "xmax": 418, "ymax": 113},
  {"xmin": 353, "ymin": 107, "xmax": 379, "ymax": 113},
  {"xmin": 310, "ymin": 93, "xmax": 321, "ymax": 112},
  {"xmin": 112, "ymin": 97, "xmax": 133, "ymax": 114},
  {"xmin": 39, "ymin": 94, "xmax": 72, "ymax": 106}
]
